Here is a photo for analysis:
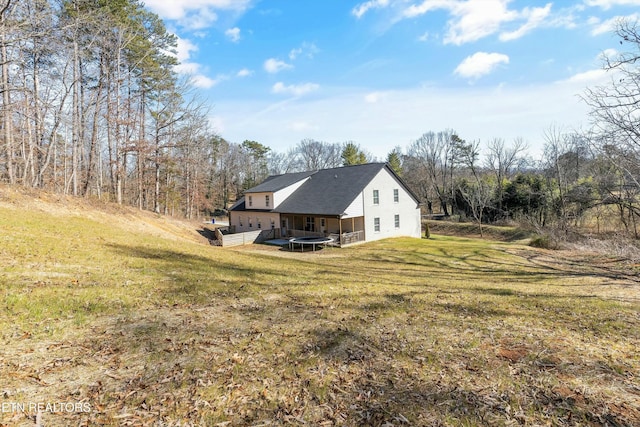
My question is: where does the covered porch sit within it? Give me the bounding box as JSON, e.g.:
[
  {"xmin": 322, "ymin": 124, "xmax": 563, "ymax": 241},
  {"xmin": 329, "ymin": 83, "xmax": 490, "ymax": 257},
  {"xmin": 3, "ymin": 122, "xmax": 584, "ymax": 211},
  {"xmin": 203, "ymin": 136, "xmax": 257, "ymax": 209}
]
[{"xmin": 279, "ymin": 214, "xmax": 365, "ymax": 247}]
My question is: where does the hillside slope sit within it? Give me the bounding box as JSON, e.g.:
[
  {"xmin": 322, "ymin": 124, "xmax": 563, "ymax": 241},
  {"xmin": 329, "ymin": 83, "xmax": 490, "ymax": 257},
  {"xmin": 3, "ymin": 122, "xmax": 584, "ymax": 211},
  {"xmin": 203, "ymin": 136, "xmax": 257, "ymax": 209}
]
[
  {"xmin": 0, "ymin": 185, "xmax": 210, "ymax": 245},
  {"xmin": 1, "ymin": 186, "xmax": 638, "ymax": 426}
]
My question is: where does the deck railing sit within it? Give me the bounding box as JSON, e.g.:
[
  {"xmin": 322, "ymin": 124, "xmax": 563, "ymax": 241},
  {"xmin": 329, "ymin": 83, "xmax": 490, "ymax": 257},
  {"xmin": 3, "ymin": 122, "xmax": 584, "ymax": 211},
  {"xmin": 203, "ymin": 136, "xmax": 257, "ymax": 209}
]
[
  {"xmin": 287, "ymin": 229, "xmax": 325, "ymax": 238},
  {"xmin": 285, "ymin": 229, "xmax": 365, "ymax": 246},
  {"xmin": 328, "ymin": 230, "xmax": 364, "ymax": 246}
]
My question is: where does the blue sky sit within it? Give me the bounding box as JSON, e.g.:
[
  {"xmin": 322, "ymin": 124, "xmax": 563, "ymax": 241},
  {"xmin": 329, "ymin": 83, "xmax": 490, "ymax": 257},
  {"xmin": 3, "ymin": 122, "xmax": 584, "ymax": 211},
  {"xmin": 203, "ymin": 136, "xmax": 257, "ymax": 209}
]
[{"xmin": 142, "ymin": 0, "xmax": 640, "ymax": 159}]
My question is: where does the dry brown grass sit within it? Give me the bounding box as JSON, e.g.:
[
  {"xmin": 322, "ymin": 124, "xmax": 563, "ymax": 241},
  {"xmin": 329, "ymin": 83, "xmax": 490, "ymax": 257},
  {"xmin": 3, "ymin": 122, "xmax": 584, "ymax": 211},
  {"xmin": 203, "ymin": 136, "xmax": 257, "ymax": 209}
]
[{"xmin": 1, "ymin": 186, "xmax": 639, "ymax": 426}]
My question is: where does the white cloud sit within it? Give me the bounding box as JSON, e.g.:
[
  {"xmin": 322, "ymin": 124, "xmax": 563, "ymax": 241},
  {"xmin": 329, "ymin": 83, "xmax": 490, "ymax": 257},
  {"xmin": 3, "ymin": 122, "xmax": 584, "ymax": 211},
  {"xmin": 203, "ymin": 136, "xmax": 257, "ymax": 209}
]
[
  {"xmin": 176, "ymin": 37, "xmax": 198, "ymax": 63},
  {"xmin": 209, "ymin": 115, "xmax": 226, "ymax": 134},
  {"xmin": 288, "ymin": 121, "xmax": 319, "ymax": 132},
  {"xmin": 191, "ymin": 74, "xmax": 220, "ymax": 89},
  {"xmin": 187, "ymin": 8, "xmax": 219, "ymax": 30},
  {"xmin": 562, "ymin": 68, "xmax": 609, "ymax": 83},
  {"xmin": 352, "ymin": 0, "xmax": 390, "ymax": 19},
  {"xmin": 590, "ymin": 13, "xmax": 639, "ymax": 35},
  {"xmin": 214, "ymin": 79, "xmax": 595, "ymax": 161},
  {"xmin": 584, "ymin": 0, "xmax": 640, "ymax": 10},
  {"xmin": 445, "ymin": 1, "xmax": 519, "ymax": 45},
  {"xmin": 417, "ymin": 31, "xmax": 430, "ymax": 42},
  {"xmin": 365, "ymin": 92, "xmax": 387, "ymax": 103},
  {"xmin": 225, "ymin": 27, "xmax": 241, "ymax": 42},
  {"xmin": 289, "ymin": 42, "xmax": 319, "ymax": 60},
  {"xmin": 559, "ymin": 51, "xmax": 620, "ymax": 85},
  {"xmin": 144, "ymin": 0, "xmax": 252, "ymax": 30},
  {"xmin": 175, "ymin": 62, "xmax": 201, "ymax": 74},
  {"xmin": 454, "ymin": 52, "xmax": 509, "ymax": 79},
  {"xmin": 403, "ymin": 0, "xmax": 452, "ymax": 19},
  {"xmin": 264, "ymin": 58, "xmax": 293, "ymax": 74},
  {"xmin": 174, "ymin": 36, "xmax": 218, "ymax": 87},
  {"xmin": 590, "ymin": 15, "xmax": 617, "ymax": 34},
  {"xmin": 272, "ymin": 82, "xmax": 320, "ymax": 96},
  {"xmin": 401, "ymin": 0, "xmax": 554, "ymax": 45},
  {"xmin": 499, "ymin": 4, "xmax": 552, "ymax": 41},
  {"xmin": 237, "ymin": 68, "xmax": 253, "ymax": 77},
  {"xmin": 144, "ymin": 0, "xmax": 252, "ymax": 20},
  {"xmin": 599, "ymin": 48, "xmax": 618, "ymax": 60}
]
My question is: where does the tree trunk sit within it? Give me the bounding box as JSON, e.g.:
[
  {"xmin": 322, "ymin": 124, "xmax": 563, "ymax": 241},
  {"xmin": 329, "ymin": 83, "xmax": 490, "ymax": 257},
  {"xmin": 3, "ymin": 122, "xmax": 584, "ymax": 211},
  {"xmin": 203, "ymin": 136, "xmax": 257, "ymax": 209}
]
[
  {"xmin": 83, "ymin": 54, "xmax": 104, "ymax": 196},
  {"xmin": 1, "ymin": 24, "xmax": 14, "ymax": 184}
]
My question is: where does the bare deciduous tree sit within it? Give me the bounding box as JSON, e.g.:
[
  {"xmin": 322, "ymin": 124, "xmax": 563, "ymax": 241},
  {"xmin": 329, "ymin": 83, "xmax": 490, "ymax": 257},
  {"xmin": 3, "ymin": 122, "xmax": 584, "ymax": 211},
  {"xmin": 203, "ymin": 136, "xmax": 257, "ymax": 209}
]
[
  {"xmin": 407, "ymin": 129, "xmax": 458, "ymax": 216},
  {"xmin": 485, "ymin": 137, "xmax": 528, "ymax": 217},
  {"xmin": 582, "ymin": 18, "xmax": 640, "ymax": 237}
]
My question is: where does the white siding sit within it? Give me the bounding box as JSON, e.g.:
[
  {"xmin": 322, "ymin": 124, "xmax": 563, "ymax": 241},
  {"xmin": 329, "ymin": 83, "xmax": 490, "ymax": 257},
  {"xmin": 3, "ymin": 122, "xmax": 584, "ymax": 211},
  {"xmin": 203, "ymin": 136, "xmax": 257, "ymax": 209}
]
[
  {"xmin": 362, "ymin": 168, "xmax": 421, "ymax": 241},
  {"xmin": 342, "ymin": 193, "xmax": 364, "ymax": 218},
  {"xmin": 273, "ymin": 177, "xmax": 310, "ymax": 207},
  {"xmin": 247, "ymin": 192, "xmax": 274, "ymax": 210},
  {"xmin": 229, "ymin": 211, "xmax": 280, "ymax": 234}
]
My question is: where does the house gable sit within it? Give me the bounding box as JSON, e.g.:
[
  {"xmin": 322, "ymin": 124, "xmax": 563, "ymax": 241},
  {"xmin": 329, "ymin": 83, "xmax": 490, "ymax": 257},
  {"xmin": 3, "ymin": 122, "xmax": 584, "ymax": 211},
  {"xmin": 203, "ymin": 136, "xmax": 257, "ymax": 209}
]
[
  {"xmin": 362, "ymin": 167, "xmax": 422, "ymax": 240},
  {"xmin": 274, "ymin": 163, "xmax": 387, "ymax": 216},
  {"xmin": 229, "ymin": 172, "xmax": 313, "ymax": 233},
  {"xmin": 242, "ymin": 171, "xmax": 313, "ymax": 211}
]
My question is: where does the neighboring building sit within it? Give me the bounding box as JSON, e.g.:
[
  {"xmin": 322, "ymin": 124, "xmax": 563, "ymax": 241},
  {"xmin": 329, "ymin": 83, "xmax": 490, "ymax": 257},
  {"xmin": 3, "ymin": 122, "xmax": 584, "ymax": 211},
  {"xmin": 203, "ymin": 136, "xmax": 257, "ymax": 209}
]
[{"xmin": 229, "ymin": 163, "xmax": 422, "ymax": 246}]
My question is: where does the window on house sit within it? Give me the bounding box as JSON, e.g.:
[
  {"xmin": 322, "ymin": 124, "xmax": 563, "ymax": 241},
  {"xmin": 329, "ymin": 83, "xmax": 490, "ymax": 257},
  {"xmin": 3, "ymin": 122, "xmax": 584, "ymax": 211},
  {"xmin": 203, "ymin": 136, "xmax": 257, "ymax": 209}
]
[
  {"xmin": 249, "ymin": 218, "xmax": 253, "ymax": 228},
  {"xmin": 265, "ymin": 195, "xmax": 270, "ymax": 207},
  {"xmin": 373, "ymin": 189, "xmax": 379, "ymax": 205},
  {"xmin": 393, "ymin": 189, "xmax": 399, "ymax": 203},
  {"xmin": 248, "ymin": 195, "xmax": 253, "ymax": 207},
  {"xmin": 394, "ymin": 214, "xmax": 400, "ymax": 228},
  {"xmin": 306, "ymin": 216, "xmax": 315, "ymax": 231},
  {"xmin": 257, "ymin": 218, "xmax": 261, "ymax": 229},
  {"xmin": 374, "ymin": 217, "xmax": 380, "ymax": 232}
]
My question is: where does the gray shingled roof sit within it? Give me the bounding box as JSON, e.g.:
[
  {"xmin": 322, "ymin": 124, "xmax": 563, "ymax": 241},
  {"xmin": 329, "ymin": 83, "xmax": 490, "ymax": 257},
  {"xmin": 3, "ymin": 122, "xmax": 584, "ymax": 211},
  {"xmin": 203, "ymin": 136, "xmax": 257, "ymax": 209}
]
[
  {"xmin": 245, "ymin": 171, "xmax": 314, "ymax": 193},
  {"xmin": 275, "ymin": 163, "xmax": 388, "ymax": 216}
]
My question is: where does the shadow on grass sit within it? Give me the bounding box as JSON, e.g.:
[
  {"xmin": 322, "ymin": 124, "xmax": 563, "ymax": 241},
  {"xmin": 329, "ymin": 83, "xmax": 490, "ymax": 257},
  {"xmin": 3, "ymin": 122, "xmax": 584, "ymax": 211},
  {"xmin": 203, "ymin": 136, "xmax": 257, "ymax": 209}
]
[
  {"xmin": 81, "ymin": 241, "xmax": 638, "ymax": 426},
  {"xmin": 357, "ymin": 242, "xmax": 640, "ymax": 291},
  {"xmin": 70, "ymin": 277, "xmax": 638, "ymax": 426},
  {"xmin": 292, "ymin": 315, "xmax": 633, "ymax": 426},
  {"xmin": 196, "ymin": 227, "xmax": 217, "ymax": 242},
  {"xmin": 106, "ymin": 243, "xmax": 259, "ymax": 303}
]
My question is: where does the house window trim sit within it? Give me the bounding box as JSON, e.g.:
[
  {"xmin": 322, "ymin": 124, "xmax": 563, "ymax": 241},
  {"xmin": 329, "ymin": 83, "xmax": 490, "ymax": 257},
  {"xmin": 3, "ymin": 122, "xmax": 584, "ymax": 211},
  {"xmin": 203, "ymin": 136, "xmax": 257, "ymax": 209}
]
[
  {"xmin": 265, "ymin": 194, "xmax": 270, "ymax": 208},
  {"xmin": 248, "ymin": 195, "xmax": 253, "ymax": 207},
  {"xmin": 305, "ymin": 216, "xmax": 316, "ymax": 232},
  {"xmin": 393, "ymin": 189, "xmax": 399, "ymax": 203},
  {"xmin": 373, "ymin": 189, "xmax": 379, "ymax": 205},
  {"xmin": 394, "ymin": 214, "xmax": 400, "ymax": 229},
  {"xmin": 374, "ymin": 217, "xmax": 380, "ymax": 232}
]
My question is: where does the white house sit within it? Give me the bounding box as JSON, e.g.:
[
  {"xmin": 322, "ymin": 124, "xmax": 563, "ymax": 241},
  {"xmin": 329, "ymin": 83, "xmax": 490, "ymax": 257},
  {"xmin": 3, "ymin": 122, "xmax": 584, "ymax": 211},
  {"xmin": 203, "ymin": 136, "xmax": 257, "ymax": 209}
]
[{"xmin": 229, "ymin": 163, "xmax": 422, "ymax": 246}]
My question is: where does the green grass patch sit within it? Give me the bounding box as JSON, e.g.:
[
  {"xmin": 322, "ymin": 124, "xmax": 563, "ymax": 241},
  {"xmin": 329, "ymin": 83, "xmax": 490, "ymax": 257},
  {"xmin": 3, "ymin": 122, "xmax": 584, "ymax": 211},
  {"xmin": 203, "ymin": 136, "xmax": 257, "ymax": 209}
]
[{"xmin": 1, "ymin": 188, "xmax": 639, "ymax": 426}]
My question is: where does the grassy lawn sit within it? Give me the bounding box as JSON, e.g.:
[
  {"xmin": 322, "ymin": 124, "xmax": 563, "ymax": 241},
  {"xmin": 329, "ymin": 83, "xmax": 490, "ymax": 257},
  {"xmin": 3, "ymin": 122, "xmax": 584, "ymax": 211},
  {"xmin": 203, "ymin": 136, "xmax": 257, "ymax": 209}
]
[{"xmin": 1, "ymin": 188, "xmax": 639, "ymax": 426}]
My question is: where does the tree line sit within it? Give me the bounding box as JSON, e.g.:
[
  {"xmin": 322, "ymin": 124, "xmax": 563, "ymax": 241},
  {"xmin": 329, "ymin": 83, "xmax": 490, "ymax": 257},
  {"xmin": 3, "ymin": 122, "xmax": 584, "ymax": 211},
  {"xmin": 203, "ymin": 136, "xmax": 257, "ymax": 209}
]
[
  {"xmin": 1, "ymin": 1, "xmax": 638, "ymax": 238},
  {"xmin": 401, "ymin": 126, "xmax": 638, "ymax": 239}
]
